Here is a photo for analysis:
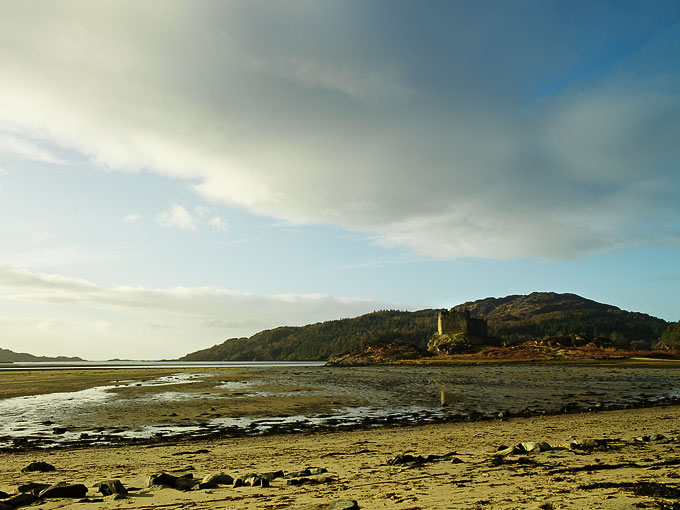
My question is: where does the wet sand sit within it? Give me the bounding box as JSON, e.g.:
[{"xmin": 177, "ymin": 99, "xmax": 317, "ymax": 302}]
[
  {"xmin": 2, "ymin": 405, "xmax": 680, "ymax": 509},
  {"xmin": 4, "ymin": 364, "xmax": 680, "ymax": 451}
]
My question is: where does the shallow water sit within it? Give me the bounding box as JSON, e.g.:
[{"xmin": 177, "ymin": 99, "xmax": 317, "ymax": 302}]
[{"xmin": 2, "ymin": 364, "xmax": 680, "ymax": 449}]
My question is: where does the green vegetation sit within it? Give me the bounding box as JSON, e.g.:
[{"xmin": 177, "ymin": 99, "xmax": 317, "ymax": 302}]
[
  {"xmin": 181, "ymin": 292, "xmax": 670, "ymax": 361},
  {"xmin": 181, "ymin": 310, "xmax": 439, "ymax": 361},
  {"xmin": 659, "ymin": 321, "xmax": 680, "ymax": 348},
  {"xmin": 454, "ymin": 292, "xmax": 667, "ymax": 347}
]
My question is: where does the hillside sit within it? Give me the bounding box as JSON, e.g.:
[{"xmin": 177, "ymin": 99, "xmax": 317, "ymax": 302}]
[
  {"xmin": 0, "ymin": 347, "xmax": 83, "ymax": 363},
  {"xmin": 454, "ymin": 292, "xmax": 668, "ymax": 348},
  {"xmin": 181, "ymin": 309, "xmax": 439, "ymax": 361},
  {"xmin": 180, "ymin": 293, "xmax": 671, "ymax": 361}
]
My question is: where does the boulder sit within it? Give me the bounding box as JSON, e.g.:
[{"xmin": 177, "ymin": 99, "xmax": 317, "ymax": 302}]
[
  {"xmin": 201, "ymin": 473, "xmax": 234, "ymax": 486},
  {"xmin": 17, "ymin": 483, "xmax": 50, "ymax": 495},
  {"xmin": 260, "ymin": 470, "xmax": 285, "ymax": 481},
  {"xmin": 96, "ymin": 480, "xmax": 127, "ymax": 496},
  {"xmin": 173, "ymin": 478, "xmax": 199, "ymax": 491},
  {"xmin": 39, "ymin": 483, "xmax": 88, "ymax": 499},
  {"xmin": 146, "ymin": 472, "xmax": 197, "ymax": 490},
  {"xmin": 20, "ymin": 462, "xmax": 55, "ymax": 473},
  {"xmin": 2, "ymin": 492, "xmax": 38, "ymax": 507}
]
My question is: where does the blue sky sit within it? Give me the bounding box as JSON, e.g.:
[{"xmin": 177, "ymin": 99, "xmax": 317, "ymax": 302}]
[{"xmin": 0, "ymin": 1, "xmax": 679, "ymax": 359}]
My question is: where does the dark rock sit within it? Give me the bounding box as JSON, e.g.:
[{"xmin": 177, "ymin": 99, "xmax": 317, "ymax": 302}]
[
  {"xmin": 2, "ymin": 492, "xmax": 38, "ymax": 508},
  {"xmin": 146, "ymin": 472, "xmax": 180, "ymax": 487},
  {"xmin": 52, "ymin": 427, "xmax": 68, "ymax": 434},
  {"xmin": 387, "ymin": 452, "xmax": 456, "ymax": 465},
  {"xmin": 106, "ymin": 493, "xmax": 126, "ymax": 501},
  {"xmin": 295, "ymin": 500, "xmax": 359, "ymax": 510},
  {"xmin": 232, "ymin": 478, "xmax": 245, "ymax": 488},
  {"xmin": 287, "ymin": 476, "xmax": 335, "ymax": 486},
  {"xmin": 0, "ymin": 492, "xmax": 7, "ymax": 499},
  {"xmin": 96, "ymin": 479, "xmax": 127, "ymax": 496},
  {"xmin": 0, "ymin": 503, "xmax": 13, "ymax": 510},
  {"xmin": 260, "ymin": 470, "xmax": 285, "ymax": 481},
  {"xmin": 146, "ymin": 472, "xmax": 196, "ymax": 491},
  {"xmin": 173, "ymin": 478, "xmax": 198, "ymax": 491},
  {"xmin": 570, "ymin": 438, "xmax": 609, "ymax": 451},
  {"xmin": 307, "ymin": 467, "xmax": 328, "ymax": 475},
  {"xmin": 243, "ymin": 475, "xmax": 270, "ymax": 487},
  {"xmin": 287, "ymin": 468, "xmax": 312, "ymax": 478},
  {"xmin": 39, "ymin": 483, "xmax": 88, "ymax": 499},
  {"xmin": 17, "ymin": 482, "xmax": 50, "ymax": 494},
  {"xmin": 198, "ymin": 482, "xmax": 218, "ymax": 489},
  {"xmin": 20, "ymin": 461, "xmax": 55, "ymax": 473}
]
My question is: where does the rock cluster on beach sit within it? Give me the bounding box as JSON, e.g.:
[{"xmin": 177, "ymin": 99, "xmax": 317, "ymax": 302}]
[
  {"xmin": 5, "ymin": 430, "xmax": 680, "ymax": 509},
  {"xmin": 1, "ymin": 461, "xmax": 353, "ymax": 509},
  {"xmin": 3, "ymin": 405, "xmax": 680, "ymax": 509}
]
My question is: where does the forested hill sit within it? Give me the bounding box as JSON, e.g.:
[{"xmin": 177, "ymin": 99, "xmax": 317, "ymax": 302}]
[
  {"xmin": 180, "ymin": 309, "xmax": 439, "ymax": 361},
  {"xmin": 454, "ymin": 292, "xmax": 669, "ymax": 347},
  {"xmin": 0, "ymin": 347, "xmax": 83, "ymax": 363},
  {"xmin": 180, "ymin": 292, "xmax": 671, "ymax": 361}
]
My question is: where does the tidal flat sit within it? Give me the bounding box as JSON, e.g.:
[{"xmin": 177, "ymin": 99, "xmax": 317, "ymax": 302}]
[{"xmin": 2, "ymin": 363, "xmax": 680, "ymax": 450}]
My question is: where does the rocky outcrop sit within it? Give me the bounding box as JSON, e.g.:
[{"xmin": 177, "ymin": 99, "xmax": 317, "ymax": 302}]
[
  {"xmin": 326, "ymin": 342, "xmax": 432, "ymax": 366},
  {"xmin": 427, "ymin": 333, "xmax": 475, "ymax": 354}
]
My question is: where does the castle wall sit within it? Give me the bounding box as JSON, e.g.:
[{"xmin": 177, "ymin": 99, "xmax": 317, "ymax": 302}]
[{"xmin": 438, "ymin": 310, "xmax": 488, "ymax": 341}]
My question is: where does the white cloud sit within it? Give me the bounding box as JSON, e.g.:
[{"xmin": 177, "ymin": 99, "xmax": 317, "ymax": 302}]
[
  {"xmin": 155, "ymin": 204, "xmax": 196, "ymax": 231},
  {"xmin": 0, "ymin": 132, "xmax": 64, "ymax": 165},
  {"xmin": 0, "ymin": 3, "xmax": 678, "ymax": 260},
  {"xmin": 123, "ymin": 213, "xmax": 141, "ymax": 223},
  {"xmin": 194, "ymin": 206, "xmax": 212, "ymax": 217},
  {"xmin": 0, "ymin": 264, "xmax": 395, "ymax": 359},
  {"xmin": 0, "ymin": 167, "xmax": 7, "ymax": 176},
  {"xmin": 209, "ymin": 216, "xmax": 229, "ymax": 232}
]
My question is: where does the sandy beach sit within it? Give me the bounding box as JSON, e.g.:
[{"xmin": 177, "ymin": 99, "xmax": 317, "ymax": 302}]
[{"xmin": 2, "ymin": 405, "xmax": 680, "ymax": 509}]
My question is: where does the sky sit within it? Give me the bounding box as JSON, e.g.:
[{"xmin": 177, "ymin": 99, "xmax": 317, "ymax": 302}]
[{"xmin": 0, "ymin": 0, "xmax": 679, "ymax": 360}]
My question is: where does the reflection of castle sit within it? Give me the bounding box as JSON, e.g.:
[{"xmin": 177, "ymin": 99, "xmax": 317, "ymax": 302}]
[{"xmin": 437, "ymin": 310, "xmax": 488, "ymax": 339}]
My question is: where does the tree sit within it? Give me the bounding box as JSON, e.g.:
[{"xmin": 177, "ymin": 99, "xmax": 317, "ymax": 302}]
[{"xmin": 659, "ymin": 321, "xmax": 680, "ymax": 348}]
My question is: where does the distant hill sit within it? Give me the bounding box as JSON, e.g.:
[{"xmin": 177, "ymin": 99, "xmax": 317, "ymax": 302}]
[
  {"xmin": 0, "ymin": 347, "xmax": 83, "ymax": 363},
  {"xmin": 453, "ymin": 292, "xmax": 668, "ymax": 347},
  {"xmin": 181, "ymin": 309, "xmax": 439, "ymax": 361},
  {"xmin": 180, "ymin": 292, "xmax": 671, "ymax": 361}
]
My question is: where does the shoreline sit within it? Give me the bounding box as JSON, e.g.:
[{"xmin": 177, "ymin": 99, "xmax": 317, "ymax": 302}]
[{"xmin": 2, "ymin": 405, "xmax": 680, "ymax": 509}]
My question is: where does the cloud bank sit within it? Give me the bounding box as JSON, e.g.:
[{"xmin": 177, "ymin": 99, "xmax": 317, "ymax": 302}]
[
  {"xmin": 1, "ymin": 1, "xmax": 679, "ymax": 259},
  {"xmin": 0, "ymin": 265, "xmax": 394, "ymax": 359}
]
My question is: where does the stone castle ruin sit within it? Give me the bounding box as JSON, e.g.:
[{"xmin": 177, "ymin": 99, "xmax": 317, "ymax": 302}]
[
  {"xmin": 428, "ymin": 309, "xmax": 489, "ymax": 354},
  {"xmin": 437, "ymin": 309, "xmax": 488, "ymax": 339}
]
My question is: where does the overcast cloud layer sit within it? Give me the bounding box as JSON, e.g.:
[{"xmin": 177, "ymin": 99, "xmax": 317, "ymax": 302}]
[{"xmin": 1, "ymin": 1, "xmax": 678, "ymax": 260}]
